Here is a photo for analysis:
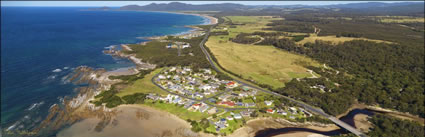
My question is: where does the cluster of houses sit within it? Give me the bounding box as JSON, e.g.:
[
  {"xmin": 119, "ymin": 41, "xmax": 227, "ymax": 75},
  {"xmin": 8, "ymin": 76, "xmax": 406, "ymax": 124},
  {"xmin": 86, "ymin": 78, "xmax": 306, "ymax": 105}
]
[
  {"xmin": 264, "ymin": 103, "xmax": 313, "ymax": 119},
  {"xmin": 166, "ymin": 41, "xmax": 191, "ymax": 49},
  {"xmin": 157, "ymin": 67, "xmax": 240, "ymax": 100},
  {"xmin": 215, "ymin": 90, "xmax": 258, "ymax": 108},
  {"xmin": 179, "ymin": 31, "xmax": 206, "ymax": 39},
  {"xmin": 146, "ymin": 93, "xmax": 220, "ymax": 115},
  {"xmin": 146, "ymin": 66, "xmax": 315, "ymax": 133},
  {"xmin": 213, "ymin": 111, "xmax": 246, "ymax": 131}
]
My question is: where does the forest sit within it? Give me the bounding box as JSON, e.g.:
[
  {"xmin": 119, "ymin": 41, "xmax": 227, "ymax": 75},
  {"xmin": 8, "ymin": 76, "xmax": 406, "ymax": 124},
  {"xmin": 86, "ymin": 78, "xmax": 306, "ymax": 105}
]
[
  {"xmin": 123, "ymin": 36, "xmax": 211, "ymax": 71},
  {"xmin": 272, "ymin": 39, "xmax": 424, "ymax": 117},
  {"xmin": 230, "ymin": 33, "xmax": 261, "ymax": 44},
  {"xmin": 368, "ymin": 114, "xmax": 424, "ymax": 137}
]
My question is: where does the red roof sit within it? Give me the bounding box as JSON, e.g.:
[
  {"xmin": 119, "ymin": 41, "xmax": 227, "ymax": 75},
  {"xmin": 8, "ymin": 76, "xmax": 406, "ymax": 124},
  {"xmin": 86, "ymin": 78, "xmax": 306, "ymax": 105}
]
[
  {"xmin": 193, "ymin": 103, "xmax": 201, "ymax": 106},
  {"xmin": 266, "ymin": 109, "xmax": 274, "ymax": 112},
  {"xmin": 226, "ymin": 81, "xmax": 235, "ymax": 86},
  {"xmin": 218, "ymin": 101, "xmax": 235, "ymax": 106}
]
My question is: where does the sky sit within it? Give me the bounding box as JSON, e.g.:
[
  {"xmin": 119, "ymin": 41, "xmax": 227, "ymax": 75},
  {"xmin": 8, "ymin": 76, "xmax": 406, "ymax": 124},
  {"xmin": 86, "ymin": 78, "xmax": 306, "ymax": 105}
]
[{"xmin": 0, "ymin": 1, "xmax": 416, "ymax": 7}]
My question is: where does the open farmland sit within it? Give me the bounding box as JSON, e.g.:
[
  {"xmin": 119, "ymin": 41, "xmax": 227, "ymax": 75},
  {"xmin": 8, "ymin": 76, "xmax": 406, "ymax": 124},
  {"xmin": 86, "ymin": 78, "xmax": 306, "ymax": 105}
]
[{"xmin": 206, "ymin": 16, "xmax": 320, "ymax": 89}]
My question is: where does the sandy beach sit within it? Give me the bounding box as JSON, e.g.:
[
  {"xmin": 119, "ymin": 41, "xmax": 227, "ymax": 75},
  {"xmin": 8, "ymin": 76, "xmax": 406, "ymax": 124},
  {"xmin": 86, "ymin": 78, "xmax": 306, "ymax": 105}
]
[{"xmin": 57, "ymin": 105, "xmax": 196, "ymax": 137}]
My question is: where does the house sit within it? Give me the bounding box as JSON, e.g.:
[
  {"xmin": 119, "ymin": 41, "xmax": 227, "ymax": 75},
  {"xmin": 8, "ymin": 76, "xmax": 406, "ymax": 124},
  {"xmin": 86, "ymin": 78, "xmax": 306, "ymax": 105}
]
[
  {"xmin": 183, "ymin": 67, "xmax": 192, "ymax": 72},
  {"xmin": 200, "ymin": 85, "xmax": 212, "ymax": 91},
  {"xmin": 218, "ymin": 101, "xmax": 235, "ymax": 107},
  {"xmin": 248, "ymin": 90, "xmax": 258, "ymax": 96},
  {"xmin": 166, "ymin": 43, "xmax": 172, "ymax": 48},
  {"xmin": 173, "ymin": 75, "xmax": 180, "ymax": 81},
  {"xmin": 184, "ymin": 101, "xmax": 195, "ymax": 109},
  {"xmin": 203, "ymin": 69, "xmax": 212, "ymax": 74},
  {"xmin": 234, "ymin": 114, "xmax": 242, "ymax": 119},
  {"xmin": 194, "ymin": 92, "xmax": 203, "ymax": 98},
  {"xmin": 178, "ymin": 99, "xmax": 186, "ymax": 105},
  {"xmin": 226, "ymin": 81, "xmax": 238, "ymax": 88},
  {"xmin": 242, "ymin": 86, "xmax": 250, "ymax": 91},
  {"xmin": 216, "ymin": 123, "xmax": 226, "ymax": 130},
  {"xmin": 146, "ymin": 94, "xmax": 159, "ymax": 101},
  {"xmin": 218, "ymin": 94, "xmax": 232, "ymax": 101},
  {"xmin": 204, "ymin": 91, "xmax": 211, "ymax": 95},
  {"xmin": 182, "ymin": 43, "xmax": 191, "ymax": 48},
  {"xmin": 191, "ymin": 103, "xmax": 202, "ymax": 110},
  {"xmin": 199, "ymin": 105, "xmax": 210, "ymax": 112},
  {"xmin": 236, "ymin": 102, "xmax": 244, "ymax": 106},
  {"xmin": 158, "ymin": 75, "xmax": 166, "ymax": 79},
  {"xmin": 170, "ymin": 67, "xmax": 176, "ymax": 72},
  {"xmin": 239, "ymin": 92, "xmax": 248, "ymax": 97},
  {"xmin": 289, "ymin": 107, "xmax": 297, "ymax": 114},
  {"xmin": 265, "ymin": 101, "xmax": 273, "ymax": 106},
  {"xmin": 245, "ymin": 103, "xmax": 256, "ymax": 107},
  {"xmin": 240, "ymin": 111, "xmax": 252, "ymax": 117},
  {"xmin": 290, "ymin": 116, "xmax": 296, "ymax": 119},
  {"xmin": 266, "ymin": 109, "xmax": 275, "ymax": 114},
  {"xmin": 208, "ymin": 98, "xmax": 217, "ymax": 103},
  {"xmin": 303, "ymin": 110, "xmax": 313, "ymax": 117},
  {"xmin": 208, "ymin": 107, "xmax": 218, "ymax": 114},
  {"xmin": 226, "ymin": 116, "xmax": 234, "ymax": 120},
  {"xmin": 172, "ymin": 97, "xmax": 181, "ymax": 104},
  {"xmin": 277, "ymin": 109, "xmax": 287, "ymax": 115}
]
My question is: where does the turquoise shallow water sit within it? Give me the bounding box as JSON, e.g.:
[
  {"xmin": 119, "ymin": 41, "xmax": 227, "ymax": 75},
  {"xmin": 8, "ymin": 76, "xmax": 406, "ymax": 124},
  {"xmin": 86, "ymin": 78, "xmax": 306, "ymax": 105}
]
[{"xmin": 1, "ymin": 7, "xmax": 206, "ymax": 132}]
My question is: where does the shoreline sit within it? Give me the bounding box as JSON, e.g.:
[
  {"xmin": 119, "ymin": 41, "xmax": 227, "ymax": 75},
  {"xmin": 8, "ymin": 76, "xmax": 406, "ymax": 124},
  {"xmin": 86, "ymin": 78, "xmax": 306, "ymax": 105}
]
[
  {"xmin": 3, "ymin": 10, "xmax": 219, "ymax": 137},
  {"xmin": 50, "ymin": 11, "xmax": 218, "ymax": 136},
  {"xmin": 54, "ymin": 12, "xmax": 344, "ymax": 137},
  {"xmin": 102, "ymin": 12, "xmax": 217, "ymax": 75}
]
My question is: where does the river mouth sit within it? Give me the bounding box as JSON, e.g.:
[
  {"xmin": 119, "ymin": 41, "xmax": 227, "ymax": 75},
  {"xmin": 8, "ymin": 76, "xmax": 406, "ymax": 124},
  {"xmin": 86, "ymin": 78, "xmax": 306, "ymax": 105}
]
[{"xmin": 254, "ymin": 109, "xmax": 375, "ymax": 137}]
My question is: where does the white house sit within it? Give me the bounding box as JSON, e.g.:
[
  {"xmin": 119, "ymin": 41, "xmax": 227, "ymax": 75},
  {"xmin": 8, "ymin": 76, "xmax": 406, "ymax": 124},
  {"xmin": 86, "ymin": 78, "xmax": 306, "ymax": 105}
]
[
  {"xmin": 265, "ymin": 101, "xmax": 273, "ymax": 106},
  {"xmin": 182, "ymin": 43, "xmax": 191, "ymax": 48},
  {"xmin": 158, "ymin": 75, "xmax": 166, "ymax": 79},
  {"xmin": 234, "ymin": 114, "xmax": 242, "ymax": 119}
]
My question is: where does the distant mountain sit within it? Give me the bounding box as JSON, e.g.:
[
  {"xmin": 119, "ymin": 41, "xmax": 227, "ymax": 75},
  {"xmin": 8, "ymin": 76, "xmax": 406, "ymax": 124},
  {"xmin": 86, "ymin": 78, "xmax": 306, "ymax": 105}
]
[
  {"xmin": 112, "ymin": 2, "xmax": 423, "ymax": 16},
  {"xmin": 327, "ymin": 2, "xmax": 423, "ymax": 9},
  {"xmin": 336, "ymin": 3, "xmax": 424, "ymax": 16},
  {"xmin": 119, "ymin": 2, "xmax": 248, "ymax": 11}
]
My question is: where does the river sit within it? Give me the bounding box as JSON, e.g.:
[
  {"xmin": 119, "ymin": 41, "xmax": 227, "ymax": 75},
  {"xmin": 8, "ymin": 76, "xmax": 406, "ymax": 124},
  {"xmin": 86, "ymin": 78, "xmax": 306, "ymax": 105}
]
[{"xmin": 254, "ymin": 109, "xmax": 376, "ymax": 137}]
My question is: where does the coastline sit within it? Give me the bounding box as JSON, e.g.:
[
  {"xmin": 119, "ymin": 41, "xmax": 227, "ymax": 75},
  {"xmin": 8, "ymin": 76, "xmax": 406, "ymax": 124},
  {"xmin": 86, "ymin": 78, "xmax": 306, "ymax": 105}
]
[
  {"xmin": 50, "ymin": 12, "xmax": 217, "ymax": 137},
  {"xmin": 53, "ymin": 12, "xmax": 345, "ymax": 137}
]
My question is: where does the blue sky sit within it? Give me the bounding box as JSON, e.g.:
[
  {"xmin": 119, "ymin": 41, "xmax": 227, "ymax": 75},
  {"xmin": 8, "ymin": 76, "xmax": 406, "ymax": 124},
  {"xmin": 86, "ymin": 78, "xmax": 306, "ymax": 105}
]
[{"xmin": 0, "ymin": 1, "xmax": 414, "ymax": 7}]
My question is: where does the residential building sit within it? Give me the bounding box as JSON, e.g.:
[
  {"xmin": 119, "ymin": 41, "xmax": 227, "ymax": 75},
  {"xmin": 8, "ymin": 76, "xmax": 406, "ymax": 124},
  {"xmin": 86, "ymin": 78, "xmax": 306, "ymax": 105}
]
[
  {"xmin": 265, "ymin": 101, "xmax": 273, "ymax": 106},
  {"xmin": 266, "ymin": 109, "xmax": 275, "ymax": 114},
  {"xmin": 234, "ymin": 114, "xmax": 242, "ymax": 119}
]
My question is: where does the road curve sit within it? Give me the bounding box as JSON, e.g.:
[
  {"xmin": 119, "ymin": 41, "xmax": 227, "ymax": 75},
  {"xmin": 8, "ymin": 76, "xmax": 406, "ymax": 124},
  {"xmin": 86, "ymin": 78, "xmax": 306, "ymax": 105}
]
[{"xmin": 199, "ymin": 25, "xmax": 367, "ymax": 137}]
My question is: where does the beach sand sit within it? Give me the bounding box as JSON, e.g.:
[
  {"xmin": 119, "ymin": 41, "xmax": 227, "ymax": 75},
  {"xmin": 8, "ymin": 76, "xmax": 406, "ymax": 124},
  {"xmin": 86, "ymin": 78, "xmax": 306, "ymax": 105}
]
[
  {"xmin": 57, "ymin": 105, "xmax": 195, "ymax": 137},
  {"xmin": 224, "ymin": 117, "xmax": 339, "ymax": 137}
]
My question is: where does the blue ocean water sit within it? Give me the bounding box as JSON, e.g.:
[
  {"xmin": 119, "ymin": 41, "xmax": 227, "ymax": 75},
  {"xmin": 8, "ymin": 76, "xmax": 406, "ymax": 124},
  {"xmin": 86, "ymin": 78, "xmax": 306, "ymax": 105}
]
[{"xmin": 1, "ymin": 7, "xmax": 206, "ymax": 130}]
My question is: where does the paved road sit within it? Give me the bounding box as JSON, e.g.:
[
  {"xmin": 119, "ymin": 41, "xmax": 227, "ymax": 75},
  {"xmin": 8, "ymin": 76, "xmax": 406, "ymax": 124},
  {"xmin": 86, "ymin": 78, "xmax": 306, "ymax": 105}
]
[{"xmin": 198, "ymin": 25, "xmax": 367, "ymax": 137}]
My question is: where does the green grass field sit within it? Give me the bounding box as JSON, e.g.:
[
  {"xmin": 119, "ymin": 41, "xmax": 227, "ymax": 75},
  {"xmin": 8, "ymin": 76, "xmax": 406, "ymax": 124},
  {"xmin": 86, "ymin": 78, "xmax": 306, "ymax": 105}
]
[
  {"xmin": 206, "ymin": 36, "xmax": 319, "ymax": 89},
  {"xmin": 372, "ymin": 16, "xmax": 425, "ymax": 23},
  {"xmin": 142, "ymin": 100, "xmax": 210, "ymax": 121},
  {"xmin": 116, "ymin": 68, "xmax": 168, "ymax": 97},
  {"xmin": 297, "ymin": 34, "xmax": 392, "ymax": 45},
  {"xmin": 205, "ymin": 16, "xmax": 321, "ymax": 89}
]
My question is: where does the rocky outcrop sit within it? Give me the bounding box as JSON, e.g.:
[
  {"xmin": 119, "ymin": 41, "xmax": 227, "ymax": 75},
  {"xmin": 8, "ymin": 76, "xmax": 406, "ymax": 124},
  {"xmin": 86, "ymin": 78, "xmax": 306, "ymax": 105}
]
[{"xmin": 29, "ymin": 66, "xmax": 118, "ymax": 136}]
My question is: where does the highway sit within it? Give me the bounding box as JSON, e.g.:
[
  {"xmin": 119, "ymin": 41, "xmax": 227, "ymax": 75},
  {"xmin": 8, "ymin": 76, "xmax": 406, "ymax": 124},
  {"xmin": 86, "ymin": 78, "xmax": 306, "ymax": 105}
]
[{"xmin": 197, "ymin": 25, "xmax": 368, "ymax": 137}]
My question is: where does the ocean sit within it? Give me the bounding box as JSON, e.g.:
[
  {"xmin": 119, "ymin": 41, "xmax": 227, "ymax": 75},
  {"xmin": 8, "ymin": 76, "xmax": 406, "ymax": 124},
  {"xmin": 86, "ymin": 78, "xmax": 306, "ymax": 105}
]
[{"xmin": 1, "ymin": 7, "xmax": 207, "ymax": 132}]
